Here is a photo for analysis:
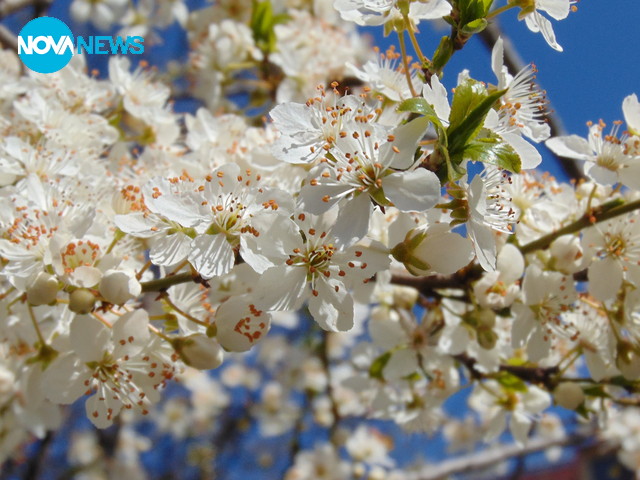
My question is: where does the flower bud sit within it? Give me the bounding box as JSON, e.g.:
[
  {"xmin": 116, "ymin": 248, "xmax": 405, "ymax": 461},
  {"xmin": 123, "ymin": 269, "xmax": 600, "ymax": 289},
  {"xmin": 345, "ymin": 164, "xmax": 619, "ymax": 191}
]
[
  {"xmin": 175, "ymin": 334, "xmax": 224, "ymax": 370},
  {"xmin": 553, "ymin": 382, "xmax": 584, "ymax": 410},
  {"xmin": 26, "ymin": 272, "xmax": 59, "ymax": 306},
  {"xmin": 476, "ymin": 327, "xmax": 497, "ymax": 350},
  {"xmin": 617, "ymin": 340, "xmax": 640, "ymax": 380},
  {"xmin": 391, "ymin": 286, "xmax": 419, "ymax": 309},
  {"xmin": 69, "ymin": 288, "xmax": 96, "ymax": 314},
  {"xmin": 550, "ymin": 235, "xmax": 585, "ymax": 274},
  {"xmin": 99, "ymin": 269, "xmax": 141, "ymax": 305},
  {"xmin": 392, "ymin": 226, "xmax": 473, "ymax": 276}
]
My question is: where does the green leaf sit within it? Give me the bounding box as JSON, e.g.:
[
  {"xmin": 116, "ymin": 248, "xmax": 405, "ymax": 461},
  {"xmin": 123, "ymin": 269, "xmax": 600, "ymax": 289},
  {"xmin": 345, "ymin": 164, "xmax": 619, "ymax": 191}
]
[
  {"xmin": 483, "ymin": 0, "xmax": 495, "ymax": 12},
  {"xmin": 457, "ymin": 0, "xmax": 494, "ymax": 22},
  {"xmin": 398, "ymin": 97, "xmax": 438, "ymax": 118},
  {"xmin": 461, "ymin": 135, "xmax": 522, "ymax": 173},
  {"xmin": 461, "ymin": 18, "xmax": 488, "ymax": 34},
  {"xmin": 447, "ymin": 84, "xmax": 507, "ymax": 158},
  {"xmin": 250, "ymin": 0, "xmax": 289, "ymax": 54},
  {"xmin": 495, "ymin": 371, "xmax": 527, "ymax": 392},
  {"xmin": 448, "ymin": 79, "xmax": 487, "ymax": 133},
  {"xmin": 369, "ymin": 351, "xmax": 392, "ymax": 380}
]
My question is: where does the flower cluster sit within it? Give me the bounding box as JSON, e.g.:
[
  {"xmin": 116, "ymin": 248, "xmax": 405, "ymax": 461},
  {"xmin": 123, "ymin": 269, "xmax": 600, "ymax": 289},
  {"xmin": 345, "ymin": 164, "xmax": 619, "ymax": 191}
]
[{"xmin": 1, "ymin": 0, "xmax": 640, "ymax": 477}]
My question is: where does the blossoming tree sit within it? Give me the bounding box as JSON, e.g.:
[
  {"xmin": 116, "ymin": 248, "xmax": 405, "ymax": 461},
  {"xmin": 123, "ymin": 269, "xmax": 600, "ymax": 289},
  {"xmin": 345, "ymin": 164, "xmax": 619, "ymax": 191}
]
[{"xmin": 1, "ymin": 0, "xmax": 640, "ymax": 478}]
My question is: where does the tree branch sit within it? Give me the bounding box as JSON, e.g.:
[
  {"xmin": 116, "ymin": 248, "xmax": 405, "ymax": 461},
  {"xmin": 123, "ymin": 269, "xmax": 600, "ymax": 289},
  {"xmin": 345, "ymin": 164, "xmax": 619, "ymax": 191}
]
[
  {"xmin": 391, "ymin": 265, "xmax": 483, "ymax": 296},
  {"xmin": 0, "ymin": 0, "xmax": 51, "ymax": 18},
  {"xmin": 0, "ymin": 24, "xmax": 18, "ymax": 51},
  {"xmin": 411, "ymin": 432, "xmax": 594, "ymax": 480},
  {"xmin": 519, "ymin": 196, "xmax": 640, "ymax": 255},
  {"xmin": 140, "ymin": 272, "xmax": 205, "ymax": 293}
]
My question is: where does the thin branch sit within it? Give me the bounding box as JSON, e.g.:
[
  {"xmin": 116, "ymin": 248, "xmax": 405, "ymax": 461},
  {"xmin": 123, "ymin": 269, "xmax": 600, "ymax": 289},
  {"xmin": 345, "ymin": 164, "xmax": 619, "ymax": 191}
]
[
  {"xmin": 391, "ymin": 265, "xmax": 483, "ymax": 296},
  {"xmin": 140, "ymin": 272, "xmax": 204, "ymax": 292},
  {"xmin": 519, "ymin": 197, "xmax": 640, "ymax": 255},
  {"xmin": 478, "ymin": 21, "xmax": 585, "ymax": 181},
  {"xmin": 319, "ymin": 331, "xmax": 342, "ymax": 440},
  {"xmin": 0, "ymin": 0, "xmax": 52, "ymax": 18},
  {"xmin": 0, "ymin": 24, "xmax": 18, "ymax": 51},
  {"xmin": 411, "ymin": 432, "xmax": 593, "ymax": 480}
]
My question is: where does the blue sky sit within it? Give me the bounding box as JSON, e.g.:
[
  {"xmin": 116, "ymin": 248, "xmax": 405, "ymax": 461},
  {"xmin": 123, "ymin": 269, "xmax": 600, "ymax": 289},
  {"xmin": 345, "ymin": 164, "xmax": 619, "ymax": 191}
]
[{"xmin": 367, "ymin": 1, "xmax": 640, "ymax": 180}]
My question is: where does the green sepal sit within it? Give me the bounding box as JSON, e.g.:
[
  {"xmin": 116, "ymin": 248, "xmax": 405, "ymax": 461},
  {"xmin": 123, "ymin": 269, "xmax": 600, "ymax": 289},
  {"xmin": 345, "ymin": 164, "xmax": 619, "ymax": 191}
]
[
  {"xmin": 369, "ymin": 351, "xmax": 392, "ymax": 380},
  {"xmin": 461, "ymin": 18, "xmax": 488, "ymax": 34},
  {"xmin": 495, "ymin": 371, "xmax": 527, "ymax": 393},
  {"xmin": 582, "ymin": 385, "xmax": 611, "ymax": 399}
]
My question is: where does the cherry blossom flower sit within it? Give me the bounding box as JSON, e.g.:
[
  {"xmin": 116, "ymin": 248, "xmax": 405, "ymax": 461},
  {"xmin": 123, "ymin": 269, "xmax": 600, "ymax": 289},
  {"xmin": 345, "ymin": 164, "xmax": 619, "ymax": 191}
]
[
  {"xmin": 582, "ymin": 215, "xmax": 640, "ymax": 301},
  {"xmin": 43, "ymin": 310, "xmax": 176, "ymax": 428},
  {"xmin": 334, "ymin": 0, "xmax": 451, "ymax": 27},
  {"xmin": 517, "ymin": 0, "xmax": 572, "ymax": 52},
  {"xmin": 257, "ymin": 211, "xmax": 390, "ymax": 332},
  {"xmin": 469, "ymin": 381, "xmax": 551, "ymax": 446},
  {"xmin": 546, "ymin": 120, "xmax": 640, "ymax": 188},
  {"xmin": 300, "ymin": 116, "xmax": 440, "ymax": 244}
]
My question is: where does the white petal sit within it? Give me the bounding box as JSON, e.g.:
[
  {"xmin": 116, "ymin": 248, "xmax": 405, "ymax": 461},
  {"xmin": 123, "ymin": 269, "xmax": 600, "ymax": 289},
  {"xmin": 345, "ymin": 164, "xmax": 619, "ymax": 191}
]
[
  {"xmin": 383, "ymin": 349, "xmax": 418, "ymax": 380},
  {"xmin": 216, "ymin": 296, "xmax": 271, "ymax": 352},
  {"xmin": 70, "ymin": 266, "xmax": 102, "ymax": 288},
  {"xmin": 485, "ymin": 411, "xmax": 507, "ymax": 441},
  {"xmin": 70, "ymin": 315, "xmax": 110, "ymax": 363},
  {"xmin": 114, "ymin": 213, "xmax": 163, "ymax": 238},
  {"xmin": 331, "ymin": 194, "xmax": 371, "ymax": 247},
  {"xmin": 383, "ymin": 169, "xmax": 441, "ymax": 212},
  {"xmin": 469, "ymin": 223, "xmax": 497, "ymax": 272},
  {"xmin": 149, "ymin": 232, "xmax": 191, "ymax": 267},
  {"xmin": 584, "ymin": 163, "xmax": 618, "ymax": 186},
  {"xmin": 42, "ymin": 354, "xmax": 89, "ymax": 404},
  {"xmin": 528, "ymin": 12, "xmax": 563, "ymax": 52},
  {"xmin": 545, "ymin": 135, "xmax": 592, "ymax": 160},
  {"xmin": 491, "ymin": 37, "xmax": 505, "ymax": 83},
  {"xmin": 501, "ymin": 132, "xmax": 542, "ymax": 170},
  {"xmin": 416, "ymin": 231, "xmax": 474, "ymax": 275},
  {"xmin": 383, "ymin": 116, "xmax": 430, "ymax": 169},
  {"xmin": 497, "ymin": 244, "xmax": 525, "ymax": 284},
  {"xmin": 86, "ymin": 392, "xmax": 122, "ymax": 429},
  {"xmin": 510, "ymin": 411, "xmax": 532, "ymax": 445},
  {"xmin": 623, "ymin": 94, "xmax": 640, "ymax": 134},
  {"xmin": 188, "ymin": 234, "xmax": 235, "ymax": 279},
  {"xmin": 522, "ymin": 385, "xmax": 552, "ymax": 413},
  {"xmin": 112, "ymin": 309, "xmax": 150, "ymax": 359},
  {"xmin": 256, "ymin": 265, "xmax": 307, "ymax": 311},
  {"xmin": 422, "ymin": 75, "xmax": 450, "ymax": 123},
  {"xmin": 527, "ymin": 326, "xmax": 550, "ymax": 362},
  {"xmin": 588, "ymin": 257, "xmax": 623, "ymax": 301},
  {"xmin": 538, "ymin": 0, "xmax": 570, "ymax": 20},
  {"xmin": 308, "ymin": 278, "xmax": 354, "ymax": 332},
  {"xmin": 300, "ymin": 181, "xmax": 352, "ymax": 214}
]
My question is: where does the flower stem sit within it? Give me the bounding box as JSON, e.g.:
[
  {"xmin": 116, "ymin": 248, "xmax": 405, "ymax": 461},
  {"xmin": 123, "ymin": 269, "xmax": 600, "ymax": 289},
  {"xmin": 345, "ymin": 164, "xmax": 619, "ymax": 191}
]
[
  {"xmin": 27, "ymin": 304, "xmax": 46, "ymax": 346},
  {"xmin": 486, "ymin": 3, "xmax": 516, "ymax": 19},
  {"xmin": 397, "ymin": 31, "xmax": 418, "ymax": 98},
  {"xmin": 163, "ymin": 295, "xmax": 209, "ymax": 327},
  {"xmin": 404, "ymin": 17, "xmax": 430, "ymax": 66}
]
